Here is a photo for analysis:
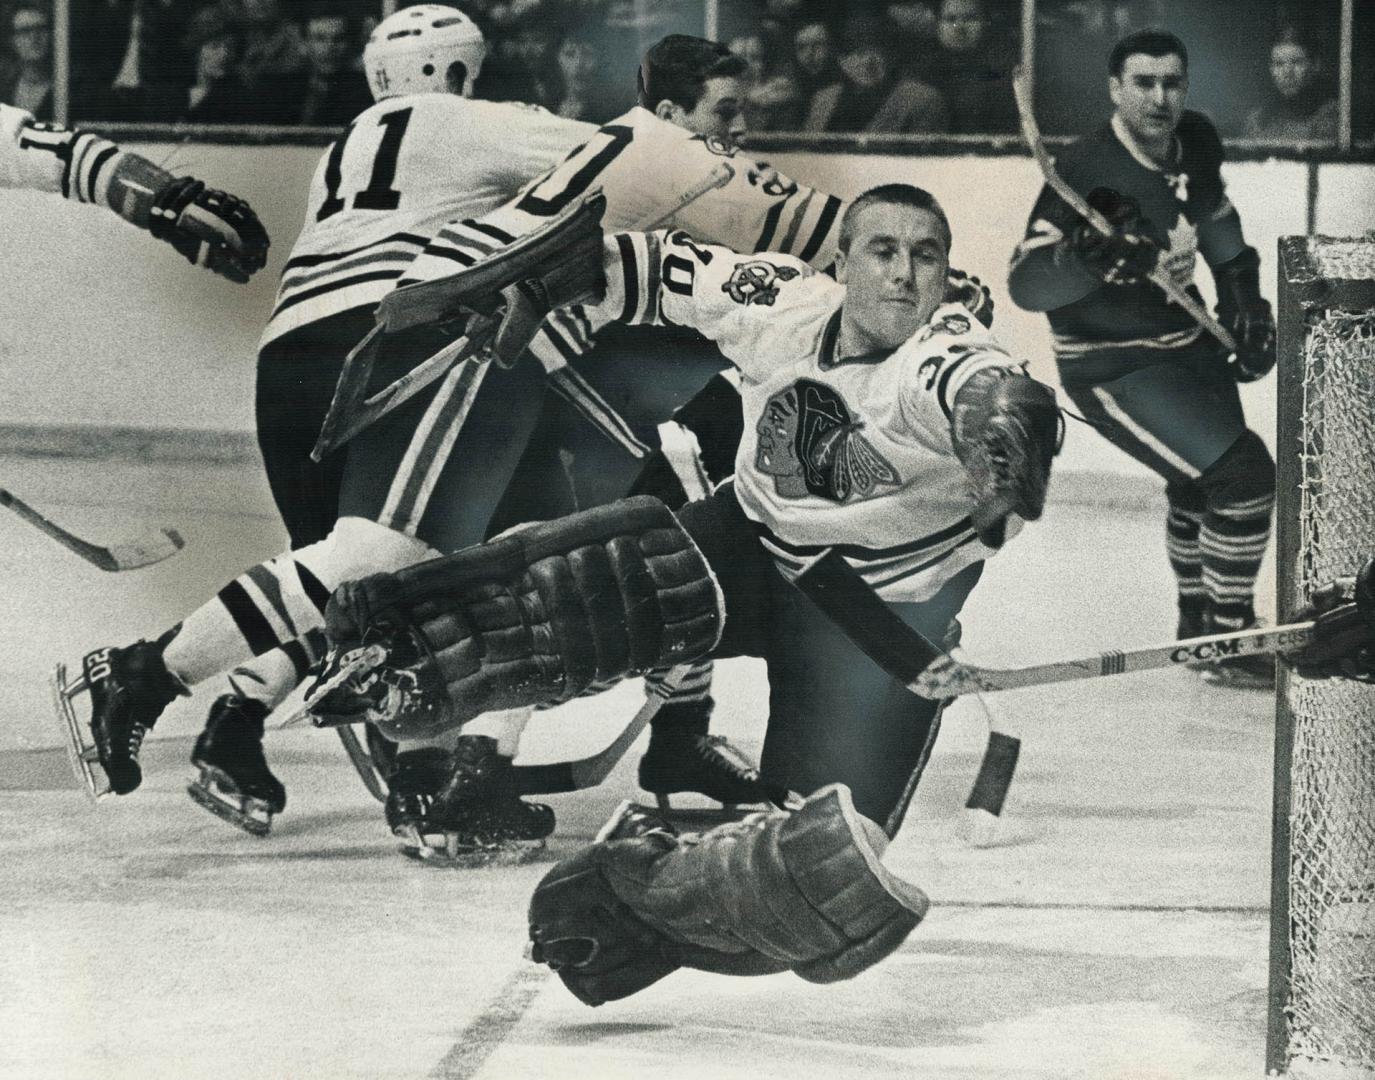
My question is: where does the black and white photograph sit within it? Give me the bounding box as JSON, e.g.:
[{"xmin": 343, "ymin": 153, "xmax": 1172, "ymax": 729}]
[{"xmin": 2, "ymin": 1, "xmax": 1373, "ymax": 1076}]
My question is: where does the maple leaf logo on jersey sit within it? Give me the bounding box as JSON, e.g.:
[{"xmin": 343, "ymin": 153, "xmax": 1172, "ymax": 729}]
[
  {"xmin": 754, "ymin": 379, "xmax": 900, "ymax": 502},
  {"xmin": 1160, "ymin": 217, "xmax": 1199, "ymax": 293},
  {"xmin": 723, "ymin": 261, "xmax": 800, "ymax": 306}
]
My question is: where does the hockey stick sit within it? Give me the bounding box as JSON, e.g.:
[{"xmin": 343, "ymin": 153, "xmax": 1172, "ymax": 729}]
[
  {"xmin": 512, "ymin": 665, "xmax": 689, "ymax": 795},
  {"xmin": 792, "ymin": 549, "xmax": 1315, "ymax": 699},
  {"xmin": 1009, "ymin": 67, "xmax": 1238, "ymax": 354},
  {"xmin": 642, "ymin": 162, "xmax": 736, "ymax": 229},
  {"xmin": 2, "ymin": 488, "xmax": 184, "ymax": 572}
]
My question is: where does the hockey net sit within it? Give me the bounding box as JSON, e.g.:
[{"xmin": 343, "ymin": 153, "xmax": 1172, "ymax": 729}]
[{"xmin": 1270, "ymin": 236, "xmax": 1375, "ymax": 1079}]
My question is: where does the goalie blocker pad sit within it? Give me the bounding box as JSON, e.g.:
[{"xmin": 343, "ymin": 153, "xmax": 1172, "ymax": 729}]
[
  {"xmin": 527, "ymin": 783, "xmax": 930, "ymax": 1006},
  {"xmin": 315, "ymin": 496, "xmax": 724, "ymax": 738}
]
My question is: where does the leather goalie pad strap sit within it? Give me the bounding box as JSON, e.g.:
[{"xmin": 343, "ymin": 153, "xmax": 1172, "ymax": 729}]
[
  {"xmin": 526, "ymin": 784, "xmax": 929, "ymax": 1006},
  {"xmin": 323, "ymin": 496, "xmax": 724, "ymax": 738}
]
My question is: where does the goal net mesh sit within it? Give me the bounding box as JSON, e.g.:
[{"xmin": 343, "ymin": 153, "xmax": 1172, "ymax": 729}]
[{"xmin": 1280, "ymin": 237, "xmax": 1375, "ymax": 1078}]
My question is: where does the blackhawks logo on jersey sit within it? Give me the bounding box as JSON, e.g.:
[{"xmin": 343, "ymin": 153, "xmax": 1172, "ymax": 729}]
[
  {"xmin": 917, "ymin": 313, "xmax": 971, "ymax": 342},
  {"xmin": 723, "ymin": 260, "xmax": 800, "ymax": 306},
  {"xmin": 754, "ymin": 379, "xmax": 900, "ymax": 502}
]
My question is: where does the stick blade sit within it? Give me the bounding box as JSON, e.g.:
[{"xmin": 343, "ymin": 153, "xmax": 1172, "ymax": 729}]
[{"xmin": 102, "ymin": 527, "xmax": 185, "ymax": 572}]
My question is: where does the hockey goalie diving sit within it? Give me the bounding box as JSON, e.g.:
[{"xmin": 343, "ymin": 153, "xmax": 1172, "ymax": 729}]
[{"xmin": 7, "ymin": 4, "xmax": 1374, "ymax": 1078}]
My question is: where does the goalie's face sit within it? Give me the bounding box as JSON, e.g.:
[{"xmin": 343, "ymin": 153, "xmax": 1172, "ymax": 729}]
[{"xmin": 836, "ymin": 203, "xmax": 950, "ymax": 354}]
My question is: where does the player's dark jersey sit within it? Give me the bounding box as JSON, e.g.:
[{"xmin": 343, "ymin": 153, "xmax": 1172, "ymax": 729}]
[{"xmin": 1009, "ymin": 110, "xmax": 1247, "ymax": 357}]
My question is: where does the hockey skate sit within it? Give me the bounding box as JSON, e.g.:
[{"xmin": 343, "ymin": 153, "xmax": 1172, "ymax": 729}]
[
  {"xmin": 186, "ymin": 696, "xmax": 287, "ymax": 837},
  {"xmin": 637, "ymin": 717, "xmax": 779, "ymax": 827},
  {"xmin": 52, "ymin": 635, "xmax": 186, "ymax": 798},
  {"xmin": 386, "ymin": 736, "xmax": 555, "ymax": 868}
]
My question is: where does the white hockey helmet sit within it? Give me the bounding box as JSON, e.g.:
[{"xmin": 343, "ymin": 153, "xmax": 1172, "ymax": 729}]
[{"xmin": 364, "ymin": 5, "xmax": 486, "ymax": 101}]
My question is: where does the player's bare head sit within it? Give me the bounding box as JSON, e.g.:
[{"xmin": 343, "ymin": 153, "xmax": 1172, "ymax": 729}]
[
  {"xmin": 364, "ymin": 4, "xmax": 486, "ymax": 101},
  {"xmin": 638, "ymin": 35, "xmax": 748, "ymax": 143},
  {"xmin": 1108, "ymin": 30, "xmax": 1188, "ymax": 145},
  {"xmin": 835, "ymin": 185, "xmax": 952, "ymax": 353}
]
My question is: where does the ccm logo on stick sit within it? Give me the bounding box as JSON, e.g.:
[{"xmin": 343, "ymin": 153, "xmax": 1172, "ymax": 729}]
[{"xmin": 1171, "ymin": 640, "xmax": 1243, "ymax": 662}]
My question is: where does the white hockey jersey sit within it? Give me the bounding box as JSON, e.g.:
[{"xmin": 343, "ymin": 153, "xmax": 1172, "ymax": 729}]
[
  {"xmin": 261, "ymin": 94, "xmax": 594, "ymax": 346},
  {"xmin": 399, "ymin": 106, "xmax": 846, "ymax": 368},
  {"xmin": 1, "ymin": 102, "xmax": 127, "ymax": 206},
  {"xmin": 590, "ymin": 231, "xmax": 1023, "ymax": 603}
]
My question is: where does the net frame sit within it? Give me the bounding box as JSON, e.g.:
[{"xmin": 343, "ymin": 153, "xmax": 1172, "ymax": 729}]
[{"xmin": 1269, "ymin": 235, "xmax": 1375, "ymax": 1078}]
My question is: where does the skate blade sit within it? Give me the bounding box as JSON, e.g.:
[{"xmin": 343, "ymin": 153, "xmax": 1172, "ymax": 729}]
[
  {"xmin": 652, "ymin": 795, "xmax": 759, "ymax": 828},
  {"xmin": 1198, "ymin": 667, "xmax": 1275, "ymax": 691},
  {"xmin": 186, "ymin": 768, "xmax": 273, "ymax": 837},
  {"xmin": 397, "ymin": 829, "xmax": 546, "ymax": 869},
  {"xmin": 50, "ymin": 662, "xmax": 109, "ymax": 801}
]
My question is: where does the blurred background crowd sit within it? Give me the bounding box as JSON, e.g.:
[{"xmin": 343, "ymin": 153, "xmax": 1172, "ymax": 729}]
[{"xmin": 0, "ymin": 0, "xmax": 1369, "ymax": 142}]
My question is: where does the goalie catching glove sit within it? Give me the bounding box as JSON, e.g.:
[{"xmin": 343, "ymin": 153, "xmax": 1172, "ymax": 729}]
[
  {"xmin": 372, "ymin": 191, "xmax": 609, "ymax": 367},
  {"xmin": 527, "ymin": 783, "xmax": 929, "ymax": 1006},
  {"xmin": 1067, "ymin": 186, "xmax": 1159, "ymax": 285},
  {"xmin": 951, "ymin": 368, "xmax": 1061, "ymax": 548},
  {"xmin": 1212, "ymin": 247, "xmax": 1276, "ymax": 383},
  {"xmin": 1285, "ymin": 557, "xmax": 1375, "ymax": 683},
  {"xmin": 305, "ymin": 497, "xmax": 724, "ymax": 739}
]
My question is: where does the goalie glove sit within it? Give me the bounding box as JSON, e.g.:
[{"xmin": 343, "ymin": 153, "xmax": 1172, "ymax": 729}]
[
  {"xmin": 951, "ymin": 368, "xmax": 1061, "ymax": 549},
  {"xmin": 527, "ymin": 784, "xmax": 929, "ymax": 1006},
  {"xmin": 146, "ymin": 175, "xmax": 270, "ymax": 283},
  {"xmin": 1212, "ymin": 247, "xmax": 1276, "ymax": 383},
  {"xmin": 1286, "ymin": 557, "xmax": 1375, "ymax": 684},
  {"xmin": 374, "ymin": 191, "xmax": 608, "ymax": 368},
  {"xmin": 1067, "ymin": 186, "xmax": 1159, "ymax": 285}
]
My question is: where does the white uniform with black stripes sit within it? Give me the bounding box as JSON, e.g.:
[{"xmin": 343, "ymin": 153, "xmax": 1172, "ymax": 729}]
[
  {"xmin": 399, "ymin": 106, "xmax": 845, "ymax": 371},
  {"xmin": 1, "ymin": 102, "xmax": 128, "ymax": 204},
  {"xmin": 261, "ymin": 94, "xmax": 594, "ymax": 347},
  {"xmin": 589, "ymin": 231, "xmax": 1021, "ymax": 603}
]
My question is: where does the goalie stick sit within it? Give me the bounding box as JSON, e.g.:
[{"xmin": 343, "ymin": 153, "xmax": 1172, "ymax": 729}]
[
  {"xmin": 2, "ymin": 487, "xmax": 184, "ymax": 572},
  {"xmin": 309, "ymin": 164, "xmax": 736, "ymax": 461},
  {"xmin": 793, "ymin": 549, "xmax": 1316, "ymax": 699},
  {"xmin": 1009, "ymin": 66, "xmax": 1238, "ymax": 355}
]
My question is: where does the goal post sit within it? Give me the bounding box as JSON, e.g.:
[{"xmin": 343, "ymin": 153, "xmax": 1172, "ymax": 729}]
[{"xmin": 1268, "ymin": 235, "xmax": 1375, "ymax": 1078}]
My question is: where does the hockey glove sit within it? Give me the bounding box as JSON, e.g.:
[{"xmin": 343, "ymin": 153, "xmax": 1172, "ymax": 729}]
[
  {"xmin": 374, "ymin": 191, "xmax": 608, "ymax": 368},
  {"xmin": 1212, "ymin": 247, "xmax": 1275, "ymax": 383},
  {"xmin": 1069, "ymin": 186, "xmax": 1159, "ymax": 285},
  {"xmin": 1286, "ymin": 557, "xmax": 1375, "ymax": 683},
  {"xmin": 148, "ymin": 176, "xmax": 271, "ymax": 283},
  {"xmin": 951, "ymin": 369, "xmax": 1061, "ymax": 549},
  {"xmin": 944, "ymin": 268, "xmax": 994, "ymax": 328}
]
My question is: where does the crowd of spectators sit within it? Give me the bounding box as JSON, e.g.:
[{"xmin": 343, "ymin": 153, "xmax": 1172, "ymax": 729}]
[{"xmin": 0, "ymin": 0, "xmax": 1365, "ymax": 141}]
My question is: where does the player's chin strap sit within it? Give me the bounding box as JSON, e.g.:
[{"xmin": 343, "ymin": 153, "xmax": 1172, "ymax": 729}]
[{"xmin": 791, "ymin": 548, "xmax": 1323, "ymax": 699}]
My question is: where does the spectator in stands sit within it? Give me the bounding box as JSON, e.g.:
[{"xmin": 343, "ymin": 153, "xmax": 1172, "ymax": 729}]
[
  {"xmin": 925, "ymin": 0, "xmax": 1018, "ymax": 134},
  {"xmin": 550, "ymin": 23, "xmax": 622, "ymax": 122},
  {"xmin": 71, "ymin": 0, "xmax": 198, "ymax": 120},
  {"xmin": 157, "ymin": 5, "xmax": 256, "ymax": 122},
  {"xmin": 1244, "ymin": 27, "xmax": 1337, "ymax": 142},
  {"xmin": 267, "ymin": 11, "xmax": 371, "ymax": 125},
  {"xmin": 232, "ymin": 0, "xmax": 306, "ymax": 89},
  {"xmin": 1, "ymin": 2, "xmax": 54, "ymax": 119},
  {"xmin": 791, "ymin": 18, "xmax": 841, "ymax": 101},
  {"xmin": 804, "ymin": 14, "xmax": 948, "ymax": 134},
  {"xmin": 505, "ymin": 10, "xmax": 561, "ymax": 108}
]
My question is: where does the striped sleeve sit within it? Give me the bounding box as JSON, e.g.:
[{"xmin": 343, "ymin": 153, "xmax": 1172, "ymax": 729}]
[{"xmin": 0, "ymin": 105, "xmax": 126, "ymax": 203}]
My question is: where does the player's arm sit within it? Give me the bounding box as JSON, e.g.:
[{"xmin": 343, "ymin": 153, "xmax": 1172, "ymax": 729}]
[
  {"xmin": 1008, "ymin": 179, "xmax": 1158, "ymax": 312},
  {"xmin": 1186, "ymin": 114, "xmax": 1275, "ymax": 382},
  {"xmin": 0, "ymin": 103, "xmax": 269, "ymax": 282}
]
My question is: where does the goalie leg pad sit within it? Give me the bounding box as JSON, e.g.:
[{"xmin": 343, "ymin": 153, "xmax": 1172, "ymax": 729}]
[
  {"xmin": 314, "ymin": 497, "xmax": 724, "ymax": 738},
  {"xmin": 526, "ymin": 784, "xmax": 929, "ymax": 1006}
]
